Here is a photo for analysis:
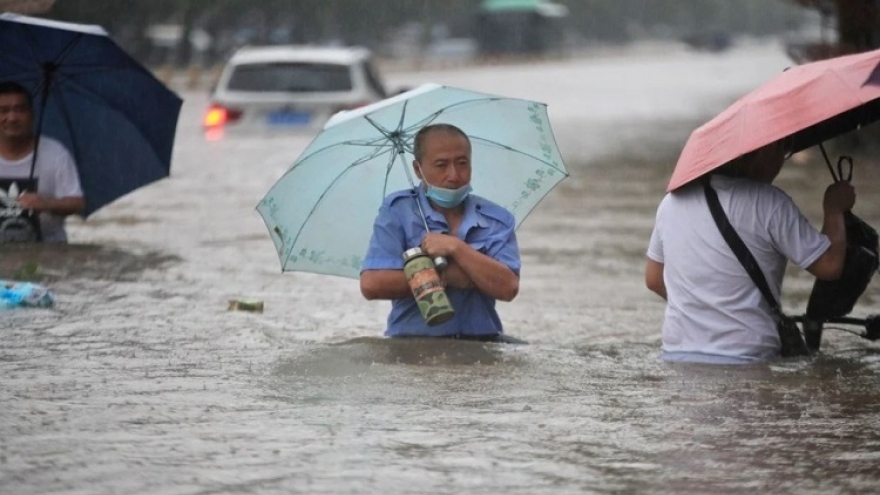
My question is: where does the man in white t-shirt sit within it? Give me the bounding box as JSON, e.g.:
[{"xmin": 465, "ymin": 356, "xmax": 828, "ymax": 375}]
[
  {"xmin": 645, "ymin": 140, "xmax": 855, "ymax": 364},
  {"xmin": 0, "ymin": 81, "xmax": 84, "ymax": 243}
]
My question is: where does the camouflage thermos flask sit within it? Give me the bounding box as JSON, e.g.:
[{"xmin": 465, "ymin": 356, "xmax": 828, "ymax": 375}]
[{"xmin": 403, "ymin": 247, "xmax": 455, "ymax": 326}]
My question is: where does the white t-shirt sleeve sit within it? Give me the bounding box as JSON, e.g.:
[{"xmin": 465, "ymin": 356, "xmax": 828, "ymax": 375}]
[
  {"xmin": 766, "ymin": 190, "xmax": 830, "ymax": 270},
  {"xmin": 51, "ymin": 144, "xmax": 83, "ymax": 198},
  {"xmin": 646, "ymin": 196, "xmax": 667, "ymax": 263}
]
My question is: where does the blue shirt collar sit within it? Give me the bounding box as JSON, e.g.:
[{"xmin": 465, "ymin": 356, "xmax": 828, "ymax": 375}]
[{"xmin": 415, "ymin": 183, "xmax": 486, "ymax": 236}]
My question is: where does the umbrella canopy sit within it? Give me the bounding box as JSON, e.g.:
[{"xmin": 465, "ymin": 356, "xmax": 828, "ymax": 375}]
[
  {"xmin": 668, "ymin": 47, "xmax": 880, "ymax": 192},
  {"xmin": 0, "ymin": 13, "xmax": 182, "ymax": 216},
  {"xmin": 257, "ymin": 83, "xmax": 568, "ymax": 279}
]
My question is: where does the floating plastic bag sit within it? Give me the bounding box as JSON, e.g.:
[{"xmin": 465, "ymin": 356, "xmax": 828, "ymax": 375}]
[{"xmin": 0, "ymin": 280, "xmax": 55, "ymax": 310}]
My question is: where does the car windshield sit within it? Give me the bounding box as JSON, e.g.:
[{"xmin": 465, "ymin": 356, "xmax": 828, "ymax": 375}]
[{"xmin": 227, "ymin": 62, "xmax": 354, "ymax": 92}]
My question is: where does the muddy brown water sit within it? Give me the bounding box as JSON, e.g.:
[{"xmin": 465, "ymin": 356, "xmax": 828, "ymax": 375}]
[{"xmin": 2, "ymin": 42, "xmax": 880, "ymax": 494}]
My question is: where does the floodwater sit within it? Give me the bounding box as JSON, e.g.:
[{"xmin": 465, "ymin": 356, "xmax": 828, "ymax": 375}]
[{"xmin": 2, "ymin": 40, "xmax": 880, "ymax": 494}]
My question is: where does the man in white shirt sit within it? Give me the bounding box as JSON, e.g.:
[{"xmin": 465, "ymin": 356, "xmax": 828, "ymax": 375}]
[
  {"xmin": 0, "ymin": 81, "xmax": 84, "ymax": 243},
  {"xmin": 645, "ymin": 140, "xmax": 855, "ymax": 363}
]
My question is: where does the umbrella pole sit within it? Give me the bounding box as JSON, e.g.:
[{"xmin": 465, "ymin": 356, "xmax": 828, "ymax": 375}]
[
  {"xmin": 398, "ymin": 151, "xmax": 432, "ymax": 234},
  {"xmin": 28, "ymin": 63, "xmax": 56, "ymax": 183},
  {"xmin": 818, "ymin": 143, "xmax": 839, "ymax": 181},
  {"xmin": 397, "ymin": 151, "xmax": 448, "ymax": 271}
]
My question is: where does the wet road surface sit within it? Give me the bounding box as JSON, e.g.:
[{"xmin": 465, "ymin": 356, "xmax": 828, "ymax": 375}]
[{"xmin": 2, "ymin": 40, "xmax": 880, "ymax": 494}]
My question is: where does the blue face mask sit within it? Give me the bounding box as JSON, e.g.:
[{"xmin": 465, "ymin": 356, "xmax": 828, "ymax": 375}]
[{"xmin": 425, "ymin": 182, "xmax": 472, "ymax": 209}]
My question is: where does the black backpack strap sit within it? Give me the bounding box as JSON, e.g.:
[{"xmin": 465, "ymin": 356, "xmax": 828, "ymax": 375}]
[{"xmin": 703, "ymin": 180, "xmax": 783, "ymax": 319}]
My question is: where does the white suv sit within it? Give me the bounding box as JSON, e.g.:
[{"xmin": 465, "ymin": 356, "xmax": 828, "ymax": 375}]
[{"xmin": 204, "ymin": 45, "xmax": 389, "ymax": 133}]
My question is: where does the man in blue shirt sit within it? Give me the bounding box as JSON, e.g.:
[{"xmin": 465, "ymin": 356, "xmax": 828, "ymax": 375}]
[{"xmin": 360, "ymin": 123, "xmax": 521, "ymax": 340}]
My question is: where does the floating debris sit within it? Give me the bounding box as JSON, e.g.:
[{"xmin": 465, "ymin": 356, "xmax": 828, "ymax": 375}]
[{"xmin": 227, "ymin": 299, "xmax": 264, "ymax": 313}]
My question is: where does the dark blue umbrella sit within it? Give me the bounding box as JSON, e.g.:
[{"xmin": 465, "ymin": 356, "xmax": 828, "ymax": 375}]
[{"xmin": 0, "ymin": 13, "xmax": 182, "ymax": 216}]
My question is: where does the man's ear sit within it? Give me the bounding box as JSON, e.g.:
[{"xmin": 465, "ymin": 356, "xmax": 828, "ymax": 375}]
[{"xmin": 412, "ymin": 160, "xmax": 423, "ymax": 180}]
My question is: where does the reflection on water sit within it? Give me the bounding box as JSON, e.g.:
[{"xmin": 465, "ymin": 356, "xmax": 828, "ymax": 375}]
[
  {"xmin": 0, "ymin": 243, "xmax": 180, "ymax": 282},
  {"xmin": 645, "ymin": 353, "xmax": 880, "ymax": 495},
  {"xmin": 331, "ymin": 337, "xmax": 521, "ymax": 366},
  {"xmin": 3, "ymin": 43, "xmax": 880, "ymax": 494},
  {"xmin": 258, "ymin": 340, "xmax": 880, "ymax": 494}
]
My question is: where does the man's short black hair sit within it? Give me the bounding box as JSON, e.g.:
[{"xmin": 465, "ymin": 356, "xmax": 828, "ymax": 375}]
[
  {"xmin": 0, "ymin": 81, "xmax": 33, "ymax": 110},
  {"xmin": 413, "ymin": 123, "xmax": 470, "ymax": 162}
]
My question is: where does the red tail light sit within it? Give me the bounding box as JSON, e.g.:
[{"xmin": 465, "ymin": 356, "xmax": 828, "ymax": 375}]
[{"xmin": 203, "ymin": 104, "xmax": 243, "ymax": 128}]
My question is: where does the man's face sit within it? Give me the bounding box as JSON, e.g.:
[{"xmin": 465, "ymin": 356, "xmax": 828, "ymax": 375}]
[
  {"xmin": 0, "ymin": 92, "xmax": 34, "ymax": 141},
  {"xmin": 413, "ymin": 131, "xmax": 472, "ymax": 189}
]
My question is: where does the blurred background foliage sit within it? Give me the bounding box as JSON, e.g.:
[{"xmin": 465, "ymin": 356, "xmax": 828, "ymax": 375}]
[{"xmin": 32, "ymin": 0, "xmax": 813, "ymax": 67}]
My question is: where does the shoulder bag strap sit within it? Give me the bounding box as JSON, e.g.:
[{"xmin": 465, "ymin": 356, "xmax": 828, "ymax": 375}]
[{"xmin": 703, "ymin": 180, "xmax": 783, "ymax": 318}]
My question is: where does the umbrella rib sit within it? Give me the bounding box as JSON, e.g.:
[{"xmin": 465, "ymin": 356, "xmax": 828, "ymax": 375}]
[
  {"xmin": 29, "ymin": 31, "xmax": 86, "ymax": 96},
  {"xmin": 0, "ymin": 52, "xmax": 35, "ymax": 77},
  {"xmin": 390, "ymin": 97, "xmax": 520, "ymax": 140},
  {"xmin": 431, "ymin": 96, "xmax": 503, "ymax": 114},
  {"xmin": 1, "ymin": 22, "xmax": 84, "ymax": 71},
  {"xmin": 51, "ymin": 31, "xmax": 86, "ymax": 66},
  {"xmin": 391, "ymin": 101, "xmax": 569, "ymax": 176},
  {"xmin": 17, "ymin": 23, "xmax": 45, "ymax": 75},
  {"xmin": 358, "ymin": 98, "xmax": 509, "ymax": 158},
  {"xmin": 0, "ymin": 60, "xmax": 135, "ymax": 85},
  {"xmin": 383, "ymin": 148, "xmax": 398, "ymax": 200},
  {"xmin": 0, "ymin": 46, "xmax": 162, "ymax": 81},
  {"xmin": 51, "ymin": 87, "xmax": 81, "ymax": 168},
  {"xmin": 47, "ymin": 33, "xmax": 85, "ymax": 63},
  {"xmin": 364, "ymin": 114, "xmax": 400, "ymax": 144},
  {"xmin": 403, "ymin": 112, "xmax": 440, "ymax": 135},
  {"xmin": 48, "ymin": 85, "xmax": 100, "ymax": 214},
  {"xmin": 363, "ymin": 101, "xmax": 418, "ymax": 155},
  {"xmin": 396, "ymin": 99, "xmax": 408, "ymax": 136},
  {"xmin": 363, "ymin": 115, "xmax": 391, "ymax": 136},
  {"xmin": 287, "ymin": 138, "xmax": 392, "ymax": 176},
  {"xmin": 397, "ymin": 101, "xmax": 487, "ymax": 141},
  {"xmin": 430, "ymin": 97, "xmax": 504, "ymax": 119},
  {"xmin": 470, "ymin": 136, "xmax": 568, "ymax": 175},
  {"xmin": 281, "ymin": 147, "xmax": 394, "ymax": 265},
  {"xmin": 49, "ymin": 71, "xmax": 173, "ymax": 167},
  {"xmin": 405, "ymin": 97, "xmax": 522, "ymax": 133},
  {"xmin": 351, "ymin": 143, "xmax": 395, "ymax": 167},
  {"xmin": 47, "ymin": 65, "xmax": 151, "ymax": 78}
]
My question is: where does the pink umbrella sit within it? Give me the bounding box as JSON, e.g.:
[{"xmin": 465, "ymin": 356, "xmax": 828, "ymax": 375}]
[{"xmin": 668, "ymin": 47, "xmax": 880, "ymax": 192}]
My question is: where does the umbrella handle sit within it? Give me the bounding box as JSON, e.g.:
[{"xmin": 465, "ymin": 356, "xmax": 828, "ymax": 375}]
[
  {"xmin": 819, "ymin": 143, "xmax": 838, "ymax": 181},
  {"xmin": 396, "ymin": 153, "xmax": 448, "ymax": 272},
  {"xmin": 818, "ymin": 143, "xmax": 854, "ymax": 183}
]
